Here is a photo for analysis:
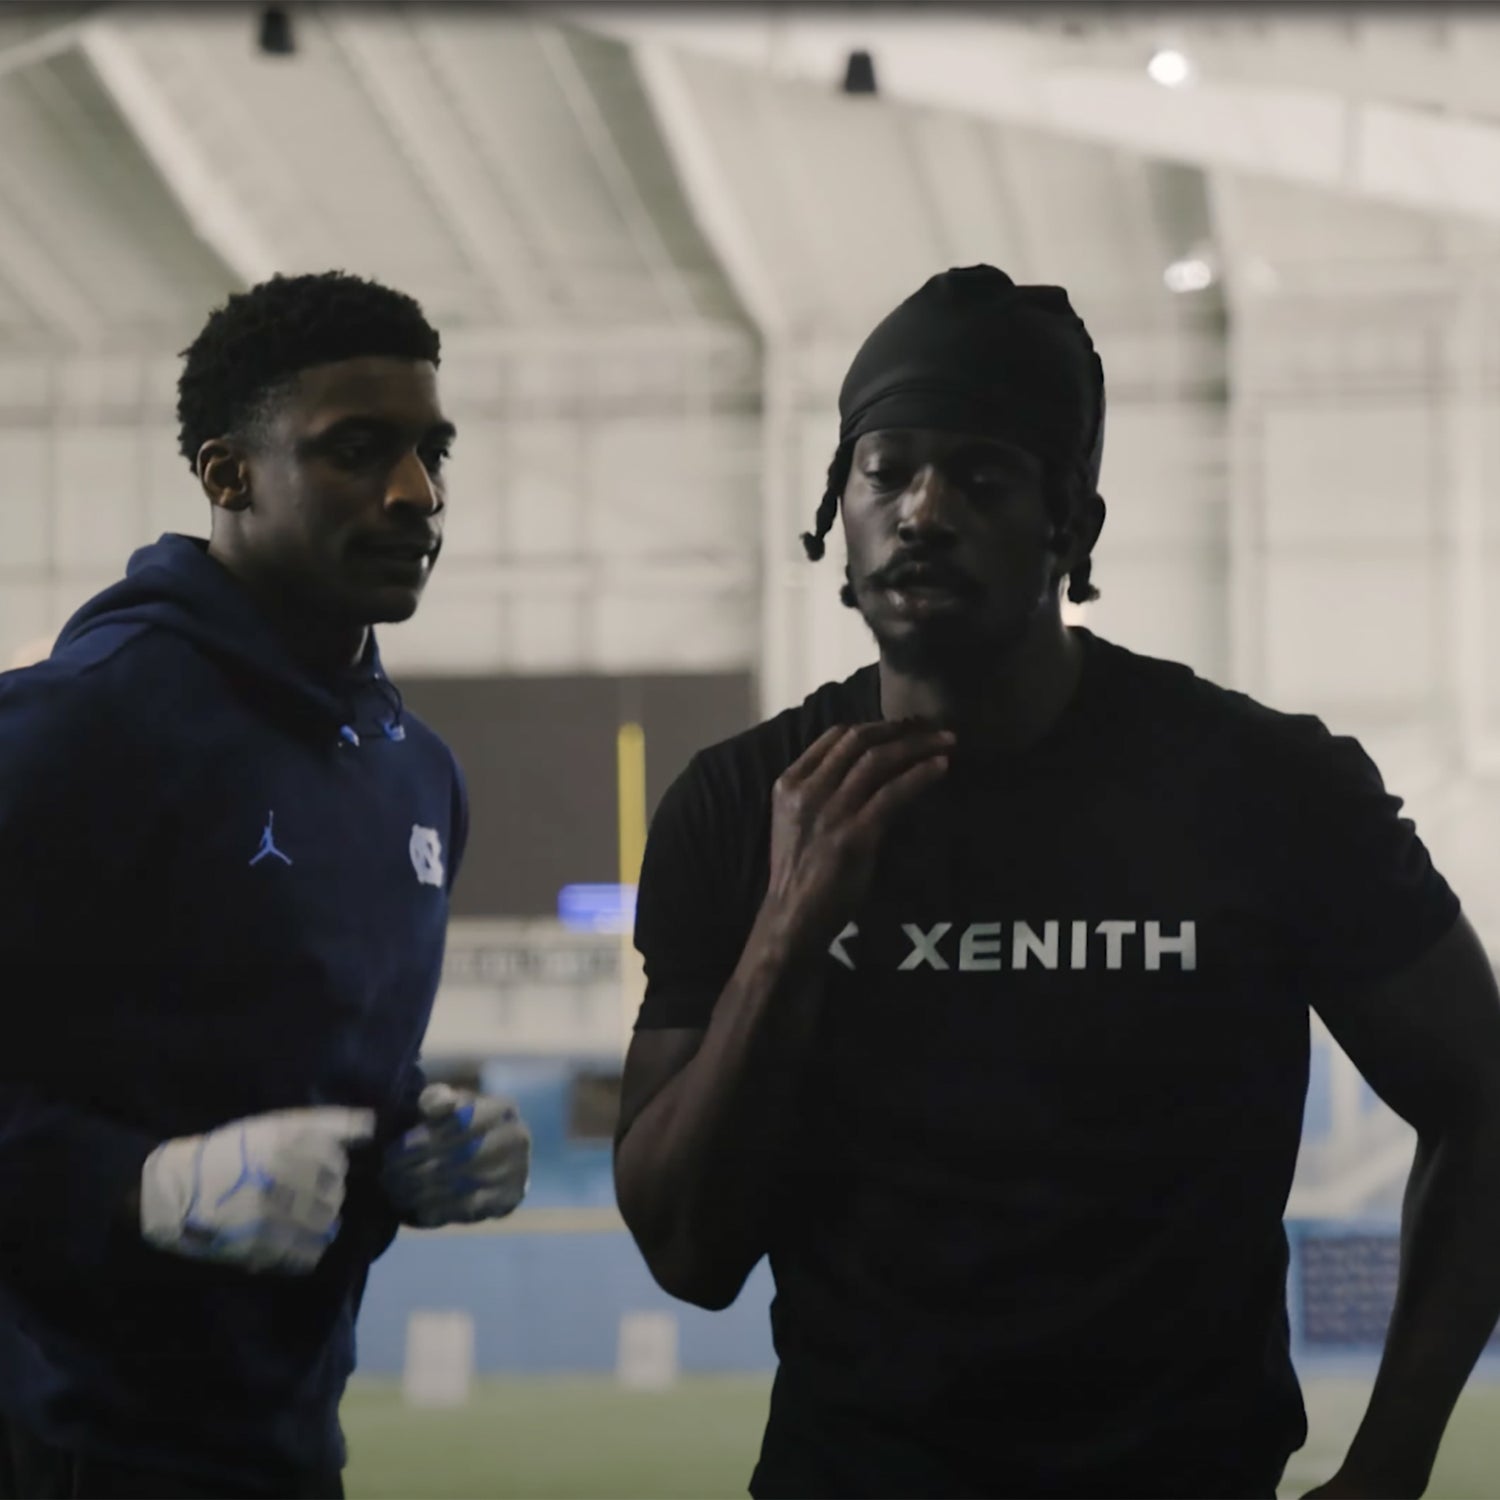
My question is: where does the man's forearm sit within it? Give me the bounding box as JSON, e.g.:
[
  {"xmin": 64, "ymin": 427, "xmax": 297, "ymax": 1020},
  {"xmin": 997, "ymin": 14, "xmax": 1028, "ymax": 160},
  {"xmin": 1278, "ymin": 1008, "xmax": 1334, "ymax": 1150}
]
[
  {"xmin": 616, "ymin": 923, "xmax": 823, "ymax": 1307},
  {"xmin": 1337, "ymin": 1111, "xmax": 1500, "ymax": 1493}
]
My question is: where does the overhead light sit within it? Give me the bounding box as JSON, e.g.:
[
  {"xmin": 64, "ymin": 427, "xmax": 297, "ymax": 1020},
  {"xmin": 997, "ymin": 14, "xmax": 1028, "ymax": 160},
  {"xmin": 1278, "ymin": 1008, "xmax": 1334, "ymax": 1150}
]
[
  {"xmin": 258, "ymin": 6, "xmax": 295, "ymax": 57},
  {"xmin": 1147, "ymin": 48, "xmax": 1193, "ymax": 88},
  {"xmin": 842, "ymin": 49, "xmax": 878, "ymax": 96},
  {"xmin": 1164, "ymin": 255, "xmax": 1215, "ymax": 294}
]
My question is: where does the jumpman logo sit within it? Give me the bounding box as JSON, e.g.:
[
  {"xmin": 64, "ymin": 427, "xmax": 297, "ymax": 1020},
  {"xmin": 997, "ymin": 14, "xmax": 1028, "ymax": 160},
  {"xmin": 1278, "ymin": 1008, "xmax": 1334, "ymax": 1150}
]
[{"xmin": 249, "ymin": 811, "xmax": 292, "ymax": 868}]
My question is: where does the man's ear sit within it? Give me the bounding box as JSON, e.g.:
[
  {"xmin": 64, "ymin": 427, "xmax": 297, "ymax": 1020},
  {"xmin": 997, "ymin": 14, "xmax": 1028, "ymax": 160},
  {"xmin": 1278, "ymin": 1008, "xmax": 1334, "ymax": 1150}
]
[{"xmin": 197, "ymin": 439, "xmax": 251, "ymax": 513}]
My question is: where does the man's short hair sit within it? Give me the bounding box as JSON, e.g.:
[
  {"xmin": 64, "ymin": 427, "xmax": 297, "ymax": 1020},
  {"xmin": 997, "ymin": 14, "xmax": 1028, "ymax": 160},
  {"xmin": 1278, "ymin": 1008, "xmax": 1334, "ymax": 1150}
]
[{"xmin": 176, "ymin": 271, "xmax": 441, "ymax": 471}]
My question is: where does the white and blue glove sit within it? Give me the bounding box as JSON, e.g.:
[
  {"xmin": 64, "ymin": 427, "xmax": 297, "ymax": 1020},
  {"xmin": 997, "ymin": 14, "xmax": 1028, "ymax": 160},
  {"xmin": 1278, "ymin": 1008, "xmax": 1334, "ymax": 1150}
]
[
  {"xmin": 139, "ymin": 1106, "xmax": 376, "ymax": 1274},
  {"xmin": 381, "ymin": 1084, "xmax": 531, "ymax": 1228}
]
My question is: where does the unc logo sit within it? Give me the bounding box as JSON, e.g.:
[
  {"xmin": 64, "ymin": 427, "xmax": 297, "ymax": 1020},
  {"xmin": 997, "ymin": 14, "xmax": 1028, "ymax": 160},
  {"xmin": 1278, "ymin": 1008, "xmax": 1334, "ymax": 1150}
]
[{"xmin": 409, "ymin": 825, "xmax": 445, "ymax": 889}]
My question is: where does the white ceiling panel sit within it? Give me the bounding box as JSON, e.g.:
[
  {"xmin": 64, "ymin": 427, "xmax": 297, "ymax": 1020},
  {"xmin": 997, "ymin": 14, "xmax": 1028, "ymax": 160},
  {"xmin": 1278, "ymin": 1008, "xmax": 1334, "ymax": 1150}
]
[
  {"xmin": 0, "ymin": 6, "xmax": 745, "ymax": 351},
  {"xmin": 903, "ymin": 111, "xmax": 1032, "ymax": 278},
  {"xmin": 0, "ymin": 2, "xmax": 1494, "ymax": 397},
  {"xmin": 644, "ymin": 41, "xmax": 1209, "ymax": 350},
  {"xmin": 107, "ymin": 7, "xmax": 489, "ymax": 324},
  {"xmin": 0, "ymin": 48, "xmax": 232, "ymax": 349},
  {"xmin": 1217, "ymin": 170, "xmax": 1500, "ymax": 298}
]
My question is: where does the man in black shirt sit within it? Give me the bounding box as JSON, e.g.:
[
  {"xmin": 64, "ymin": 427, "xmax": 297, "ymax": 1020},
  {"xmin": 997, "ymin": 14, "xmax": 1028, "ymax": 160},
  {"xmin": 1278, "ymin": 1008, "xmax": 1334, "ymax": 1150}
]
[{"xmin": 614, "ymin": 266, "xmax": 1500, "ymax": 1498}]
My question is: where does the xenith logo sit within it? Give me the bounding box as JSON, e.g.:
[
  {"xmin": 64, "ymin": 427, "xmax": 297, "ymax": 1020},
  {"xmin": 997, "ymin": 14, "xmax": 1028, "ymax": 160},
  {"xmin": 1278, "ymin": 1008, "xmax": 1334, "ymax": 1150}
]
[{"xmin": 829, "ymin": 920, "xmax": 1197, "ymax": 973}]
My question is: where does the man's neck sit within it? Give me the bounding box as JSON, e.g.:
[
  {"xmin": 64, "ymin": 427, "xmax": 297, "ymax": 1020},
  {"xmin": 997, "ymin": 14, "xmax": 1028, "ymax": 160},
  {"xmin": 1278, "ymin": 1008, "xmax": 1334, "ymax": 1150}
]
[
  {"xmin": 207, "ymin": 538, "xmax": 368, "ymax": 678},
  {"xmin": 879, "ymin": 613, "xmax": 1084, "ymax": 756}
]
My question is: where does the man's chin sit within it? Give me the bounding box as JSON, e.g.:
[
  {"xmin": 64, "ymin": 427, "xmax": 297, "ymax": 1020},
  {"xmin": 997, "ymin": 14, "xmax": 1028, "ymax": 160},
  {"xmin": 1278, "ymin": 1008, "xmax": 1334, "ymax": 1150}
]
[
  {"xmin": 869, "ymin": 614, "xmax": 1027, "ymax": 679},
  {"xmin": 356, "ymin": 585, "xmax": 426, "ymax": 626}
]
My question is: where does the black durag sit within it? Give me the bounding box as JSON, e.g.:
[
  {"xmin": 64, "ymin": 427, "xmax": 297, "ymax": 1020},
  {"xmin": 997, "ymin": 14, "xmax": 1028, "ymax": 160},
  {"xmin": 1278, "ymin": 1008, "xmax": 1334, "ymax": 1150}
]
[{"xmin": 838, "ymin": 264, "xmax": 1105, "ymax": 493}]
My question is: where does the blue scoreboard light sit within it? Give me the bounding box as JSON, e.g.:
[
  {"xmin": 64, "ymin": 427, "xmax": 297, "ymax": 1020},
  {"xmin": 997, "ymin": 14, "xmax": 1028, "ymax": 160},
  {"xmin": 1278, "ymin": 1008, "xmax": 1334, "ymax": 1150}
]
[{"xmin": 558, "ymin": 883, "xmax": 638, "ymax": 933}]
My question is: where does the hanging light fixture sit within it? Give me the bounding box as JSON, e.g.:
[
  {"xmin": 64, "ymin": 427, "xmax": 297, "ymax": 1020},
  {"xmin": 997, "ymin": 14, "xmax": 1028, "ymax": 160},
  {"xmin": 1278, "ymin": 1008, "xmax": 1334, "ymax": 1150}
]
[
  {"xmin": 842, "ymin": 49, "xmax": 878, "ymax": 96},
  {"xmin": 258, "ymin": 6, "xmax": 295, "ymax": 57}
]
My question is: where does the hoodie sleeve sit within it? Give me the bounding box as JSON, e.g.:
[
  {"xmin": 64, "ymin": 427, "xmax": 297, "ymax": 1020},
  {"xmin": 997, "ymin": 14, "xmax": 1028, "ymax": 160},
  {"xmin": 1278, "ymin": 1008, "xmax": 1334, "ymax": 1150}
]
[
  {"xmin": 0, "ymin": 664, "xmax": 162, "ymax": 1275},
  {"xmin": 447, "ymin": 750, "xmax": 469, "ymax": 889}
]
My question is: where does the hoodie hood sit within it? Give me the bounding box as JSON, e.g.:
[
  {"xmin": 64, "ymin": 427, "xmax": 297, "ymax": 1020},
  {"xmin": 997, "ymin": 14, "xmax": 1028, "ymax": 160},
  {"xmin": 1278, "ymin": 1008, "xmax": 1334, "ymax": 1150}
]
[{"xmin": 54, "ymin": 534, "xmax": 405, "ymax": 748}]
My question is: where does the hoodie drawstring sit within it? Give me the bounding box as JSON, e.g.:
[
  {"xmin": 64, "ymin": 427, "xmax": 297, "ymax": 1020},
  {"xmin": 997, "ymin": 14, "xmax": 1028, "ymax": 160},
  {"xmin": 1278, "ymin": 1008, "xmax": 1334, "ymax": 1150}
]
[
  {"xmin": 375, "ymin": 674, "xmax": 406, "ymax": 742},
  {"xmin": 339, "ymin": 674, "xmax": 407, "ymax": 749}
]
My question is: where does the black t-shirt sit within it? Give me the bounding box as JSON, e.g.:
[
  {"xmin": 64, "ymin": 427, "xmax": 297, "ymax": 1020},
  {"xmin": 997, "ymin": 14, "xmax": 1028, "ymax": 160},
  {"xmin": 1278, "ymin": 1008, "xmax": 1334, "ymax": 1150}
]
[{"xmin": 632, "ymin": 631, "xmax": 1458, "ymax": 1499}]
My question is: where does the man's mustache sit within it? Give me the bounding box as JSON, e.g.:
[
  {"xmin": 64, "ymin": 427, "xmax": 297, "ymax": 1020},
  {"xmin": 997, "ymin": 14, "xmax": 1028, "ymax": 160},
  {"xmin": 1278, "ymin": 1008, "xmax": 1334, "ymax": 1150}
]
[{"xmin": 866, "ymin": 555, "xmax": 982, "ymax": 597}]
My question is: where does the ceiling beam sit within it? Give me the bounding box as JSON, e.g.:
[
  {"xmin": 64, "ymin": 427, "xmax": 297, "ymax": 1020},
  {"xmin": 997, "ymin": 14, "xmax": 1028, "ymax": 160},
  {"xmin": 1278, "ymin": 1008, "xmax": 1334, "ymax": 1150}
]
[
  {"xmin": 324, "ymin": 10, "xmax": 542, "ymax": 324},
  {"xmin": 563, "ymin": 9, "xmax": 1500, "ymax": 230},
  {"xmin": 77, "ymin": 19, "xmax": 277, "ymax": 288},
  {"xmin": 629, "ymin": 38, "xmax": 787, "ymax": 338},
  {"xmin": 1018, "ymin": 14, "xmax": 1500, "ymax": 126},
  {"xmin": 537, "ymin": 26, "xmax": 699, "ymax": 327},
  {"xmin": 0, "ymin": 6, "xmax": 103, "ymax": 83}
]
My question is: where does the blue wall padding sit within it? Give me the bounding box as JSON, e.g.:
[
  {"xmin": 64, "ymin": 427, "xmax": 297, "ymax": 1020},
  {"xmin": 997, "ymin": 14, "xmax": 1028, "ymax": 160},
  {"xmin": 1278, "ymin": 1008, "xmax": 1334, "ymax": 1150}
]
[{"xmin": 357, "ymin": 1229, "xmax": 777, "ymax": 1374}]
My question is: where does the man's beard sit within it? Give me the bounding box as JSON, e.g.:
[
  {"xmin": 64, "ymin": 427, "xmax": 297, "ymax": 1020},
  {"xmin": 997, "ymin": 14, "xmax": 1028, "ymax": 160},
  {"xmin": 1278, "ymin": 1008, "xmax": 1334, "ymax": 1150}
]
[{"xmin": 865, "ymin": 604, "xmax": 1036, "ymax": 681}]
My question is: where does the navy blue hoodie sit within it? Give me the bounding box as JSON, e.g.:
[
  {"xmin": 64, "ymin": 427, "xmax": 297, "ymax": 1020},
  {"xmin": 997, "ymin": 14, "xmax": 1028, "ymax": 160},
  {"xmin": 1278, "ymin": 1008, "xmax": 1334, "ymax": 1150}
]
[{"xmin": 0, "ymin": 535, "xmax": 466, "ymax": 1488}]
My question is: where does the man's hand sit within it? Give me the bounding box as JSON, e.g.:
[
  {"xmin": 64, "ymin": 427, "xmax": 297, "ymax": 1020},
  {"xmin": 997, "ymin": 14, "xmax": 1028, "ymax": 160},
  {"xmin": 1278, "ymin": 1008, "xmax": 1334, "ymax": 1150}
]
[
  {"xmin": 139, "ymin": 1106, "xmax": 376, "ymax": 1274},
  {"xmin": 758, "ymin": 719, "xmax": 954, "ymax": 964},
  {"xmin": 381, "ymin": 1084, "xmax": 531, "ymax": 1228}
]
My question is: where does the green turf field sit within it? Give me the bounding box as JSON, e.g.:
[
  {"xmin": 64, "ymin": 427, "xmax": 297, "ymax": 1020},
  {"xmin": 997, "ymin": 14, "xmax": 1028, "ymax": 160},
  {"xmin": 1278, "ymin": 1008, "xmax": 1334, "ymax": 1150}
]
[
  {"xmin": 342, "ymin": 1376, "xmax": 769, "ymax": 1499},
  {"xmin": 341, "ymin": 1374, "xmax": 1500, "ymax": 1498}
]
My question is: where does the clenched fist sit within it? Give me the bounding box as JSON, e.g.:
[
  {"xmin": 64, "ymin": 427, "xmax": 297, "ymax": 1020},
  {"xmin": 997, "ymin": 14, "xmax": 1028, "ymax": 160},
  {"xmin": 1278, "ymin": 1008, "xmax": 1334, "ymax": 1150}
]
[
  {"xmin": 381, "ymin": 1084, "xmax": 531, "ymax": 1228},
  {"xmin": 139, "ymin": 1106, "xmax": 375, "ymax": 1274}
]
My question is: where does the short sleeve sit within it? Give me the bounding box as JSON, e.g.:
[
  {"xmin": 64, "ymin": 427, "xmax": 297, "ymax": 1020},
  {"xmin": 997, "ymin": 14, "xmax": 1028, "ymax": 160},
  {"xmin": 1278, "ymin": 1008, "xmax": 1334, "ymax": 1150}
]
[
  {"xmin": 632, "ymin": 753, "xmax": 754, "ymax": 1031},
  {"xmin": 1265, "ymin": 721, "xmax": 1459, "ymax": 987}
]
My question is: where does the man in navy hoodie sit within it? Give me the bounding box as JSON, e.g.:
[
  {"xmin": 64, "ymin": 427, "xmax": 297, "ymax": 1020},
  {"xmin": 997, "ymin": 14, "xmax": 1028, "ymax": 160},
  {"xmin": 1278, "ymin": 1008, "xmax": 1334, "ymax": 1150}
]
[{"xmin": 0, "ymin": 272, "xmax": 530, "ymax": 1498}]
